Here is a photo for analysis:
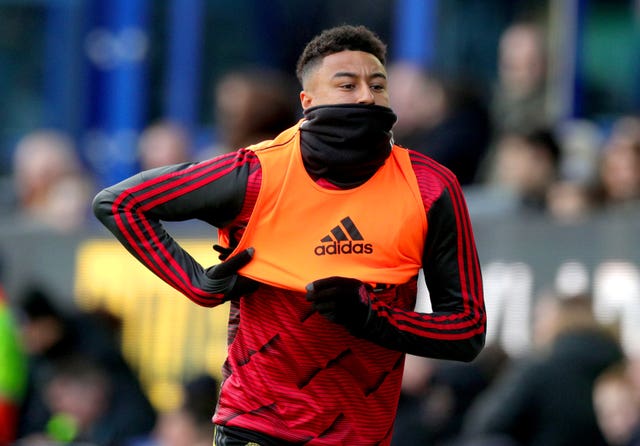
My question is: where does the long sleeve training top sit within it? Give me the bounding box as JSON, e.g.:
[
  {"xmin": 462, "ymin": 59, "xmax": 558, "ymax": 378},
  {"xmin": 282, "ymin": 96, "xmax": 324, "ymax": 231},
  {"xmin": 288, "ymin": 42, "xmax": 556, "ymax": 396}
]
[{"xmin": 93, "ymin": 144, "xmax": 486, "ymax": 445}]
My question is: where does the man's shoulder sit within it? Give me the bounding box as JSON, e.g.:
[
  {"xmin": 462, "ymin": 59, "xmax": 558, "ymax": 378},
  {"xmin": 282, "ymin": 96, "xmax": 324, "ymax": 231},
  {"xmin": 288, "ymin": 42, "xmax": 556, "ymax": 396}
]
[
  {"xmin": 247, "ymin": 121, "xmax": 303, "ymax": 154},
  {"xmin": 403, "ymin": 147, "xmax": 457, "ymax": 185}
]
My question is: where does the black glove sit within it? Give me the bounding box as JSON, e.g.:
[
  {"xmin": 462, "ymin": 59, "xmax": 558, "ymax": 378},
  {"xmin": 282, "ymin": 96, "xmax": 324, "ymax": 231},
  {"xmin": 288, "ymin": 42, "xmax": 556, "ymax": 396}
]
[
  {"xmin": 305, "ymin": 276, "xmax": 372, "ymax": 332},
  {"xmin": 205, "ymin": 247, "xmax": 259, "ymax": 299},
  {"xmin": 212, "ymin": 243, "xmax": 233, "ymax": 261}
]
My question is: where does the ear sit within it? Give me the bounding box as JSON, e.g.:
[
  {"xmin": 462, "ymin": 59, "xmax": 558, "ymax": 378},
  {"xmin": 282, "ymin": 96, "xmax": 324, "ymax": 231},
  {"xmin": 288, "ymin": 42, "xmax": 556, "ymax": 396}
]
[{"xmin": 300, "ymin": 90, "xmax": 313, "ymax": 110}]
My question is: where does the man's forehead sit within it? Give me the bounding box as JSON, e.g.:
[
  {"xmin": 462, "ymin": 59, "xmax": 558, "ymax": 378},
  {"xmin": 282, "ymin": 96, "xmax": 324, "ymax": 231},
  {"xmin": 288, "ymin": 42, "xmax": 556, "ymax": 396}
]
[{"xmin": 320, "ymin": 50, "xmax": 385, "ymax": 71}]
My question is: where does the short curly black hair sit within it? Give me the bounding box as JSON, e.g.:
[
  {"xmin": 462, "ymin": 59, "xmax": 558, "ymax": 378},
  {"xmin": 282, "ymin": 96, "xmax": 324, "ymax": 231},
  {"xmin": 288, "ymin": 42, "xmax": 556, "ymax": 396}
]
[{"xmin": 296, "ymin": 25, "xmax": 387, "ymax": 86}]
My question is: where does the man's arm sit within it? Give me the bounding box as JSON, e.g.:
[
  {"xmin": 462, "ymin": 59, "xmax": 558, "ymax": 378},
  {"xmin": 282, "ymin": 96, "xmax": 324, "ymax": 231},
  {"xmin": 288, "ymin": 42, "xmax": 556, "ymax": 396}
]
[
  {"xmin": 307, "ymin": 152, "xmax": 486, "ymax": 361},
  {"xmin": 366, "ymin": 180, "xmax": 485, "ymax": 361},
  {"xmin": 92, "ymin": 150, "xmax": 259, "ymax": 306}
]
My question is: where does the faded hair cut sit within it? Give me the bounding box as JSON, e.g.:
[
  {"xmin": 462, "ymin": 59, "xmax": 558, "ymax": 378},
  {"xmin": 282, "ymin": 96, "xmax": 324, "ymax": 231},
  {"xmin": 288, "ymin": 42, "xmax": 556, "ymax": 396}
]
[{"xmin": 296, "ymin": 25, "xmax": 387, "ymax": 86}]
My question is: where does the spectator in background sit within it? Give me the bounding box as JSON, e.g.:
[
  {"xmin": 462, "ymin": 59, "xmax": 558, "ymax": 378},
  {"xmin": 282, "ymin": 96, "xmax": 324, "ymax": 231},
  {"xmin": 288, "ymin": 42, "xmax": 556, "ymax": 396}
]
[
  {"xmin": 392, "ymin": 345, "xmax": 509, "ymax": 446},
  {"xmin": 477, "ymin": 128, "xmax": 562, "ymax": 215},
  {"xmin": 593, "ymin": 362, "xmax": 640, "ymax": 446},
  {"xmin": 471, "ymin": 21, "xmax": 576, "ymax": 218},
  {"xmin": 9, "ymin": 129, "xmax": 93, "ymax": 232},
  {"xmin": 208, "ymin": 67, "xmax": 299, "ymax": 155},
  {"xmin": 461, "ymin": 294, "xmax": 624, "ymax": 446},
  {"xmin": 591, "ymin": 116, "xmax": 640, "ymax": 210},
  {"xmin": 17, "ymin": 355, "xmax": 114, "ymax": 445},
  {"xmin": 388, "ymin": 61, "xmax": 491, "ymax": 185},
  {"xmin": 16, "ymin": 286, "xmax": 156, "ymax": 444},
  {"xmin": 129, "ymin": 374, "xmax": 219, "ymax": 446},
  {"xmin": 543, "ymin": 120, "xmax": 604, "ymax": 223},
  {"xmin": 545, "ymin": 177, "xmax": 595, "ymax": 223},
  {"xmin": 490, "ymin": 22, "xmax": 551, "ymax": 137},
  {"xmin": 544, "ymin": 115, "xmax": 640, "ymax": 222},
  {"xmin": 391, "ymin": 354, "xmax": 436, "ymax": 445},
  {"xmin": 138, "ymin": 121, "xmax": 192, "ymax": 171},
  {"xmin": 545, "ymin": 115, "xmax": 640, "ymax": 222}
]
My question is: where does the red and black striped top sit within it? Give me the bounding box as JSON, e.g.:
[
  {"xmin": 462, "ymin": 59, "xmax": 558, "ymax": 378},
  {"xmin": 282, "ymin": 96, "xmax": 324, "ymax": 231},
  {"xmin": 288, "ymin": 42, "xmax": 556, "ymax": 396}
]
[{"xmin": 93, "ymin": 145, "xmax": 486, "ymax": 445}]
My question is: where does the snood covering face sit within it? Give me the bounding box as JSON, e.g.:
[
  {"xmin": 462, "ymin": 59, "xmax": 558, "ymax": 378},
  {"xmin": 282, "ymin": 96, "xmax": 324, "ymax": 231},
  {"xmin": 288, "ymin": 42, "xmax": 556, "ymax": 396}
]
[{"xmin": 300, "ymin": 104, "xmax": 397, "ymax": 188}]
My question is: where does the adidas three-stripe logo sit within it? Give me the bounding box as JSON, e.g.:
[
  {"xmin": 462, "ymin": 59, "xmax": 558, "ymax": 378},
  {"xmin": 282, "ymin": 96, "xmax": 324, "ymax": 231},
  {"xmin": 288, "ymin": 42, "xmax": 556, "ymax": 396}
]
[
  {"xmin": 314, "ymin": 217, "xmax": 374, "ymax": 256},
  {"xmin": 320, "ymin": 216, "xmax": 363, "ymax": 243}
]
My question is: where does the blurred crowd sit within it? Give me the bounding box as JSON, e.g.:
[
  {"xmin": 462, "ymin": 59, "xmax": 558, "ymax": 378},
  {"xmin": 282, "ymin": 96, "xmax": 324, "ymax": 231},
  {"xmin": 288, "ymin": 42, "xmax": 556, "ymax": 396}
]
[
  {"xmin": 0, "ymin": 66, "xmax": 300, "ymax": 235},
  {"xmin": 2, "ymin": 269, "xmax": 639, "ymax": 445},
  {"xmin": 0, "ymin": 18, "xmax": 639, "ymax": 446},
  {"xmin": 1, "ymin": 276, "xmax": 220, "ymax": 446},
  {"xmin": 1, "ymin": 22, "xmax": 638, "ymax": 234},
  {"xmin": 393, "ymin": 292, "xmax": 640, "ymax": 446}
]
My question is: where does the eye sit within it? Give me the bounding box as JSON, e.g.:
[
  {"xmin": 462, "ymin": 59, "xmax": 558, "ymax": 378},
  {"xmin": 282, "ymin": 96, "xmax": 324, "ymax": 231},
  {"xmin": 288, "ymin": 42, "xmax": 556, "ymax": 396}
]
[
  {"xmin": 371, "ymin": 84, "xmax": 385, "ymax": 92},
  {"xmin": 339, "ymin": 83, "xmax": 356, "ymax": 90}
]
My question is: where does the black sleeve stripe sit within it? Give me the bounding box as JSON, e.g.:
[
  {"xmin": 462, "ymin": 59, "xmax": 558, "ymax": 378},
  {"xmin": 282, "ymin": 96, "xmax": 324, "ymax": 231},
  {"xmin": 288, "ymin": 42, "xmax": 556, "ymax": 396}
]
[
  {"xmin": 412, "ymin": 152, "xmax": 485, "ymax": 328},
  {"xmin": 112, "ymin": 151, "xmax": 258, "ymax": 304},
  {"xmin": 127, "ymin": 152, "xmax": 249, "ymax": 210},
  {"xmin": 367, "ymin": 151, "xmax": 485, "ymax": 340},
  {"xmin": 416, "ymin": 153, "xmax": 484, "ymax": 322}
]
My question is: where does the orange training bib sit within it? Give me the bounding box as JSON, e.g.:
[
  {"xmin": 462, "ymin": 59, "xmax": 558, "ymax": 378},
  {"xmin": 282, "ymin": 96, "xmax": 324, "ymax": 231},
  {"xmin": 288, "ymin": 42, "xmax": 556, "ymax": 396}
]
[{"xmin": 221, "ymin": 123, "xmax": 427, "ymax": 292}]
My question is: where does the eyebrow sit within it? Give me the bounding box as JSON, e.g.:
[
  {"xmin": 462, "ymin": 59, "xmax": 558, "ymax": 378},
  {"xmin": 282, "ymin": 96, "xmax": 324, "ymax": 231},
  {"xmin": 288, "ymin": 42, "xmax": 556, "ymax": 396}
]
[{"xmin": 332, "ymin": 71, "xmax": 387, "ymax": 81}]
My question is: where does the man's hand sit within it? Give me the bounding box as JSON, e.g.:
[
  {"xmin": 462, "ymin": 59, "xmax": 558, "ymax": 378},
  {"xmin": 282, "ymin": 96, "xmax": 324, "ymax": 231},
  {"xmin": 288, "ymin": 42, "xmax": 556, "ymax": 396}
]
[
  {"xmin": 305, "ymin": 276, "xmax": 372, "ymax": 331},
  {"xmin": 205, "ymin": 247, "xmax": 258, "ymax": 299}
]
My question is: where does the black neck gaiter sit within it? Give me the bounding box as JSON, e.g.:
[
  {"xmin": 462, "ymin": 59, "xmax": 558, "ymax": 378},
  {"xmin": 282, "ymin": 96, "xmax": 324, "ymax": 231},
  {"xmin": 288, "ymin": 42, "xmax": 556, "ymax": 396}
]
[{"xmin": 299, "ymin": 104, "xmax": 397, "ymax": 188}]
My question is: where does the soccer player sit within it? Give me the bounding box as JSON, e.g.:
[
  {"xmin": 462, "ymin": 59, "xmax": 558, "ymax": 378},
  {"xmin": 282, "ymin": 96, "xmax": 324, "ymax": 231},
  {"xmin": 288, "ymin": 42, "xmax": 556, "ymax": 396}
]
[{"xmin": 94, "ymin": 24, "xmax": 486, "ymax": 445}]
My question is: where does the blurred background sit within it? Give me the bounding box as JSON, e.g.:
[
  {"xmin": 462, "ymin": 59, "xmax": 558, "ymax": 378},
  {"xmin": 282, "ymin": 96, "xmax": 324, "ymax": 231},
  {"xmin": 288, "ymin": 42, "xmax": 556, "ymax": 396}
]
[
  {"xmin": 1, "ymin": 0, "xmax": 640, "ymax": 445},
  {"xmin": 1, "ymin": 0, "xmax": 639, "ymax": 186}
]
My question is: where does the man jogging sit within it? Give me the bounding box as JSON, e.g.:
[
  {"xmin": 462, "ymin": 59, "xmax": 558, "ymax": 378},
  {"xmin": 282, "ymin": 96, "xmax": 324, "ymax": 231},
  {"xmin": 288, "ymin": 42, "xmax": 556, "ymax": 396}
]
[{"xmin": 94, "ymin": 24, "xmax": 486, "ymax": 446}]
